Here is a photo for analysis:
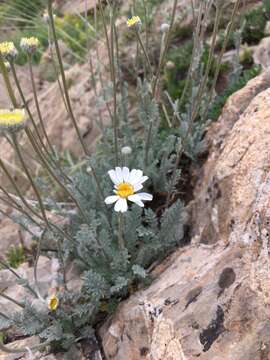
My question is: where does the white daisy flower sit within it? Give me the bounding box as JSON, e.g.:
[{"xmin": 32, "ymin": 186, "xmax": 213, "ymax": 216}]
[{"xmin": 105, "ymin": 167, "xmax": 153, "ymax": 213}]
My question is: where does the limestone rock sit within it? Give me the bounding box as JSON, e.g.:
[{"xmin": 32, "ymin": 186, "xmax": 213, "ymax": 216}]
[
  {"xmin": 254, "ymin": 37, "xmax": 270, "ymax": 69},
  {"xmin": 100, "ymin": 72, "xmax": 270, "ymax": 360},
  {"xmin": 0, "ymin": 256, "xmax": 55, "ymax": 314}
]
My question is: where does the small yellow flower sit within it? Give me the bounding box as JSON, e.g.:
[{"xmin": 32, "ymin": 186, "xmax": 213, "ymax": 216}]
[
  {"xmin": 0, "ymin": 109, "xmax": 26, "ymax": 133},
  {"xmin": 20, "ymin": 37, "xmax": 39, "ymax": 54},
  {"xmin": 127, "ymin": 16, "xmax": 142, "ymax": 29},
  {"xmin": 0, "ymin": 41, "xmax": 18, "ymax": 61},
  {"xmin": 47, "ymin": 294, "xmax": 59, "ymax": 311}
]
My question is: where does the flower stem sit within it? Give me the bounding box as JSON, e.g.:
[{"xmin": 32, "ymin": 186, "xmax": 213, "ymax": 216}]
[
  {"xmin": 26, "ymin": 127, "xmax": 90, "ymax": 224},
  {"xmin": 27, "ymin": 53, "xmax": 55, "ymax": 156},
  {"xmin": 118, "ymin": 213, "xmax": 125, "ymax": 250},
  {"xmin": 152, "ymin": 0, "xmax": 178, "ymax": 98},
  {"xmin": 0, "ymin": 339, "xmax": 51, "ymax": 355},
  {"xmin": 11, "ymin": 133, "xmax": 50, "ymax": 228},
  {"xmin": 9, "ymin": 62, "xmax": 51, "ymax": 158},
  {"xmin": 135, "ymin": 29, "xmax": 154, "ymax": 78},
  {"xmin": 48, "ymin": 0, "xmax": 88, "ymax": 156},
  {"xmin": 0, "ymin": 259, "xmax": 38, "ymax": 298},
  {"xmin": 99, "ymin": 0, "xmax": 119, "ymax": 166},
  {"xmin": 0, "ymin": 291, "xmax": 25, "ymax": 309},
  {"xmin": 0, "ymin": 56, "xmax": 18, "ymax": 107},
  {"xmin": 144, "ymin": 120, "xmax": 153, "ymax": 171}
]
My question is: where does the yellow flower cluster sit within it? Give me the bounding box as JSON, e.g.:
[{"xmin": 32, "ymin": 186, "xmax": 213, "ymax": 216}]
[
  {"xmin": 0, "ymin": 41, "xmax": 17, "ymax": 60},
  {"xmin": 127, "ymin": 16, "xmax": 142, "ymax": 29},
  {"xmin": 0, "ymin": 109, "xmax": 26, "ymax": 133},
  {"xmin": 47, "ymin": 294, "xmax": 59, "ymax": 311},
  {"xmin": 20, "ymin": 37, "xmax": 39, "ymax": 54}
]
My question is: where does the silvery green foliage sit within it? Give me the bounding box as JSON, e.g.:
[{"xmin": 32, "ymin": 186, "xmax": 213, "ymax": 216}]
[{"xmin": 3, "ymin": 80, "xmax": 187, "ymax": 349}]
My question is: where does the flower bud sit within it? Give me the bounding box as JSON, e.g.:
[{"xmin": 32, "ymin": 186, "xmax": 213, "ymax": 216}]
[
  {"xmin": 160, "ymin": 23, "xmax": 170, "ymax": 33},
  {"xmin": 165, "ymin": 60, "xmax": 175, "ymax": 70},
  {"xmin": 121, "ymin": 146, "xmax": 132, "ymax": 155}
]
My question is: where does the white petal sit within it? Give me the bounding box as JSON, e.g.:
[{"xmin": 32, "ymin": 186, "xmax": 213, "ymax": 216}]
[
  {"xmin": 115, "ymin": 167, "xmax": 124, "ymax": 183},
  {"xmin": 128, "ymin": 194, "xmax": 145, "ymax": 207},
  {"xmin": 137, "ymin": 176, "xmax": 149, "ymax": 184},
  {"xmin": 122, "ymin": 167, "xmax": 130, "ymax": 182},
  {"xmin": 137, "ymin": 192, "xmax": 153, "ymax": 201},
  {"xmin": 129, "ymin": 169, "xmax": 143, "ymax": 185},
  {"xmin": 114, "ymin": 198, "xmax": 128, "ymax": 212},
  {"xmin": 105, "ymin": 195, "xmax": 119, "ymax": 204},
  {"xmin": 127, "ymin": 169, "xmax": 138, "ymax": 184},
  {"xmin": 134, "ymin": 183, "xmax": 143, "ymax": 192},
  {"xmin": 108, "ymin": 170, "xmax": 121, "ymax": 185}
]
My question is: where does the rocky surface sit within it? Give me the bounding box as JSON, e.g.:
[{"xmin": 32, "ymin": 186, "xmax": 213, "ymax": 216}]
[
  {"xmin": 100, "ymin": 72, "xmax": 270, "ymax": 360},
  {"xmin": 254, "ymin": 36, "xmax": 270, "ymax": 69}
]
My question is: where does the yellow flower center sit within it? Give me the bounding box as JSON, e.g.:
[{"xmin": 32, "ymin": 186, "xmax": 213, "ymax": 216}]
[
  {"xmin": 0, "ymin": 109, "xmax": 25, "ymax": 127},
  {"xmin": 117, "ymin": 182, "xmax": 134, "ymax": 198},
  {"xmin": 48, "ymin": 295, "xmax": 59, "ymax": 311}
]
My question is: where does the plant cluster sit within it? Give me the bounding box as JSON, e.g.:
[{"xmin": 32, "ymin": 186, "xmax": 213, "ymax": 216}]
[{"xmin": 0, "ymin": 0, "xmax": 256, "ymax": 356}]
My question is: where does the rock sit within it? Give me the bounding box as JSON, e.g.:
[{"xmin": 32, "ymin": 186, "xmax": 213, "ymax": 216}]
[
  {"xmin": 0, "ymin": 216, "xmax": 21, "ymax": 255},
  {"xmin": 254, "ymin": 37, "xmax": 270, "ymax": 69},
  {"xmin": 100, "ymin": 72, "xmax": 270, "ymax": 359},
  {"xmin": 58, "ymin": 0, "xmax": 98, "ymax": 15},
  {"xmin": 0, "ymin": 256, "xmax": 56, "ymax": 314},
  {"xmin": 0, "ymin": 337, "xmax": 39, "ymax": 360}
]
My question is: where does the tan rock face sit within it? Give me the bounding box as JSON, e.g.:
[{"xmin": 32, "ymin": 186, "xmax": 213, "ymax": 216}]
[{"xmin": 100, "ymin": 72, "xmax": 270, "ymax": 360}]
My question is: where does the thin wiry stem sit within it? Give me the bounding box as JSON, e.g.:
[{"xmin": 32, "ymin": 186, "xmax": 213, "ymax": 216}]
[
  {"xmin": 33, "ymin": 234, "xmax": 44, "ymax": 301},
  {"xmin": 0, "ymin": 56, "xmax": 18, "ymax": 107},
  {"xmin": 166, "ymin": 0, "xmax": 241, "ymax": 207},
  {"xmin": 48, "ymin": 0, "xmax": 88, "ymax": 156},
  {"xmin": 178, "ymin": 1, "xmax": 204, "ymax": 111},
  {"xmin": 142, "ymin": 0, "xmax": 149, "ymax": 54},
  {"xmin": 26, "ymin": 128, "xmax": 90, "ymax": 223},
  {"xmin": 9, "ymin": 61, "xmax": 51, "ymax": 159},
  {"xmin": 0, "ymin": 157, "xmax": 44, "ymax": 222},
  {"xmin": 144, "ymin": 120, "xmax": 153, "ymax": 171},
  {"xmin": 118, "ymin": 213, "xmax": 125, "ymax": 250},
  {"xmin": 152, "ymin": 0, "xmax": 178, "ymax": 98},
  {"xmin": 99, "ymin": 0, "xmax": 119, "ymax": 165},
  {"xmin": 0, "ymin": 205, "xmax": 36, "ymax": 236},
  {"xmin": 47, "ymin": 25, "xmax": 69, "ymax": 113},
  {"xmin": 135, "ymin": 29, "xmax": 154, "ymax": 78},
  {"xmin": 27, "ymin": 53, "xmax": 55, "ymax": 156},
  {"xmin": 11, "ymin": 133, "xmax": 50, "ymax": 228},
  {"xmin": 110, "ymin": 4, "xmax": 120, "ymax": 166},
  {"xmin": 0, "ymin": 311, "xmax": 10, "ymax": 321},
  {"xmin": 203, "ymin": 0, "xmax": 241, "ymax": 120},
  {"xmin": 0, "ymin": 259, "xmax": 38, "ymax": 298},
  {"xmin": 0, "ymin": 339, "xmax": 51, "ymax": 355},
  {"xmin": 0, "ymin": 291, "xmax": 25, "ymax": 309}
]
